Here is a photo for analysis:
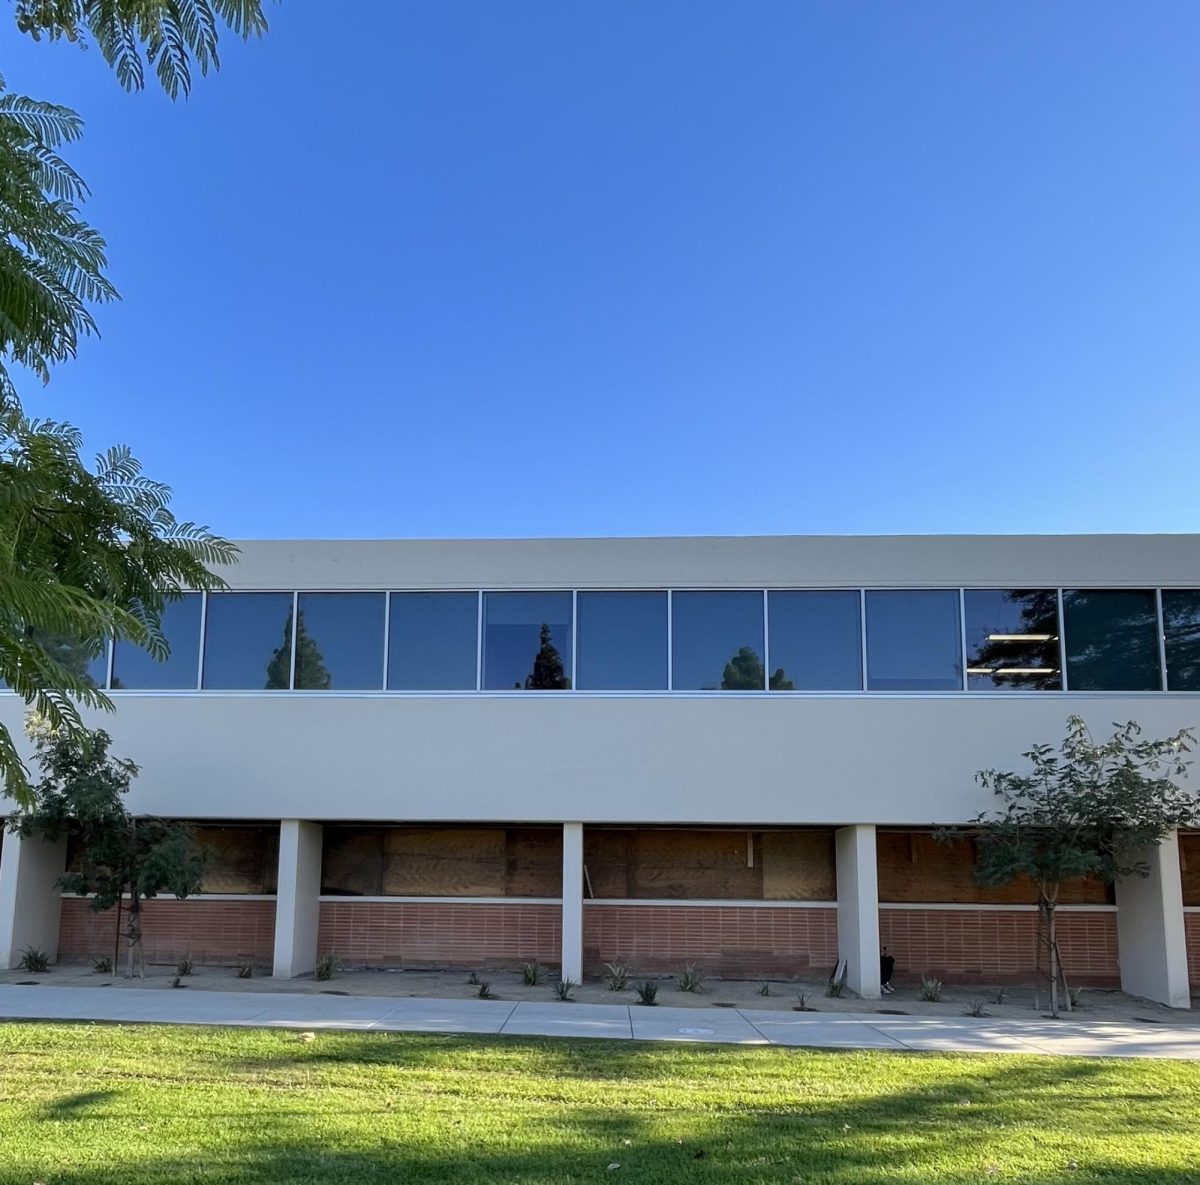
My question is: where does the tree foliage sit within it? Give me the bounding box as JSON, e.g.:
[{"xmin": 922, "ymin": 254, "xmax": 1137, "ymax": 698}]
[
  {"xmin": 525, "ymin": 623, "xmax": 569, "ymax": 690},
  {"xmin": 7, "ymin": 719, "xmax": 204, "ymax": 976},
  {"xmin": 0, "ymin": 402, "xmax": 236, "ymax": 804},
  {"xmin": 13, "ymin": 0, "xmax": 269, "ymax": 98},
  {"xmin": 959, "ymin": 715, "xmax": 1199, "ymax": 1014}
]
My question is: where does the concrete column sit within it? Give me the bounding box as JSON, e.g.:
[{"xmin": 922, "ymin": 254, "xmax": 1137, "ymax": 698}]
[
  {"xmin": 561, "ymin": 822, "xmax": 584, "ymax": 982},
  {"xmin": 272, "ymin": 819, "xmax": 322, "ymax": 979},
  {"xmin": 1115, "ymin": 832, "xmax": 1190, "ymax": 1009},
  {"xmin": 0, "ymin": 830, "xmax": 67, "ymax": 969},
  {"xmin": 835, "ymin": 824, "xmax": 881, "ymax": 1000}
]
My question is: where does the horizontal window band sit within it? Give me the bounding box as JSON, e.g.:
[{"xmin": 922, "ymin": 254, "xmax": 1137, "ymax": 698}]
[
  {"xmin": 317, "ymin": 896, "xmax": 562, "ymax": 905},
  {"xmin": 61, "ymin": 893, "xmax": 277, "ymax": 902},
  {"xmin": 879, "ymin": 902, "xmax": 1117, "ymax": 912},
  {"xmin": 584, "ymin": 898, "xmax": 836, "ymax": 908}
]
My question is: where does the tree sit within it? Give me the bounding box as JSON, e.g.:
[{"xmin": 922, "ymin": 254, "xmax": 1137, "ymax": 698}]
[
  {"xmin": 0, "ymin": 404, "xmax": 235, "ymax": 805},
  {"xmin": 525, "ymin": 623, "xmax": 569, "ymax": 690},
  {"xmin": 7, "ymin": 718, "xmax": 204, "ymax": 977},
  {"xmin": 266, "ymin": 608, "xmax": 331, "ymax": 690},
  {"xmin": 720, "ymin": 646, "xmax": 765, "ymax": 690},
  {"xmin": 958, "ymin": 715, "xmax": 1199, "ymax": 1017}
]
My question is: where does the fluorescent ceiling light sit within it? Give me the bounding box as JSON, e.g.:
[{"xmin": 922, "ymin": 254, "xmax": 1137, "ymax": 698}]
[
  {"xmin": 986, "ymin": 634, "xmax": 1057, "ymax": 643},
  {"xmin": 968, "ymin": 667, "xmax": 1058, "ymax": 676}
]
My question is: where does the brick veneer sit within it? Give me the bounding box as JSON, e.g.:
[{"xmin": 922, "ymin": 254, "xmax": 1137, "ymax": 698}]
[
  {"xmin": 58, "ymin": 897, "xmax": 276, "ymax": 966},
  {"xmin": 583, "ymin": 904, "xmax": 839, "ymax": 977},
  {"xmin": 317, "ymin": 901, "xmax": 562, "ymax": 969},
  {"xmin": 1185, "ymin": 913, "xmax": 1199, "ymax": 994},
  {"xmin": 880, "ymin": 907, "xmax": 1120, "ymax": 986}
]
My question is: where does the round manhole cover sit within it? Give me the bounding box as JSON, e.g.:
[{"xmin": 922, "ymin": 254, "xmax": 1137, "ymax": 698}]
[{"xmin": 677, "ymin": 1027, "xmax": 714, "ymax": 1035}]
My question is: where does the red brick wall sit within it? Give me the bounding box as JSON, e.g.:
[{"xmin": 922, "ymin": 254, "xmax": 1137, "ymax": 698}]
[
  {"xmin": 58, "ymin": 897, "xmax": 276, "ymax": 967},
  {"xmin": 880, "ymin": 907, "xmax": 1120, "ymax": 986},
  {"xmin": 1185, "ymin": 913, "xmax": 1199, "ymax": 993},
  {"xmin": 317, "ymin": 901, "xmax": 562, "ymax": 969},
  {"xmin": 583, "ymin": 904, "xmax": 839, "ymax": 977}
]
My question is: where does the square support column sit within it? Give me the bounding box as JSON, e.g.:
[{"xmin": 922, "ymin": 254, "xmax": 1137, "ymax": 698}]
[
  {"xmin": 1115, "ymin": 832, "xmax": 1190, "ymax": 1009},
  {"xmin": 0, "ymin": 830, "xmax": 67, "ymax": 969},
  {"xmin": 561, "ymin": 822, "xmax": 584, "ymax": 983},
  {"xmin": 836, "ymin": 824, "xmax": 881, "ymax": 999},
  {"xmin": 273, "ymin": 820, "xmax": 322, "ymax": 979}
]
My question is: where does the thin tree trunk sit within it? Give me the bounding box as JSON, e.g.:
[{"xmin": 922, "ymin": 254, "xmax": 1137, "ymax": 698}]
[
  {"xmin": 112, "ymin": 894, "xmax": 122, "ymax": 975},
  {"xmin": 126, "ymin": 893, "xmax": 143, "ymax": 979},
  {"xmin": 1047, "ymin": 900, "xmax": 1059, "ymax": 1019}
]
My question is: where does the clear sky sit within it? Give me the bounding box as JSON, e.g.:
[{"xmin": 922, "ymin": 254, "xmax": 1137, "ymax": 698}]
[{"xmin": 5, "ymin": 2, "xmax": 1199, "ymax": 539}]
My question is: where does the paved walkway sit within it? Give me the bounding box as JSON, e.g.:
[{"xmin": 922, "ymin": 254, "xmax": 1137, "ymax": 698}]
[{"xmin": 1, "ymin": 985, "xmax": 1197, "ymax": 1059}]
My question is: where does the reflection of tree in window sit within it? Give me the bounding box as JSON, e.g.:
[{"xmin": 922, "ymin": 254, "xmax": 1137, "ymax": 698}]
[
  {"xmin": 33, "ymin": 631, "xmax": 105, "ymax": 688},
  {"xmin": 524, "ymin": 623, "xmax": 570, "ymax": 689},
  {"xmin": 769, "ymin": 666, "xmax": 795, "ymax": 690},
  {"xmin": 968, "ymin": 590, "xmax": 1061, "ymax": 691},
  {"xmin": 264, "ymin": 609, "xmax": 332, "ymax": 690},
  {"xmin": 719, "ymin": 647, "xmax": 766, "ymax": 690}
]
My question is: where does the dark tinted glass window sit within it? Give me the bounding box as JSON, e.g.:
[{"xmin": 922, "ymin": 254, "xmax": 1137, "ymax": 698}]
[
  {"xmin": 112, "ymin": 594, "xmax": 202, "ymax": 689},
  {"xmin": 388, "ymin": 592, "xmax": 478, "ymax": 690},
  {"xmin": 576, "ymin": 591, "xmax": 667, "ymax": 690},
  {"xmin": 295, "ymin": 592, "xmax": 385, "ymax": 689},
  {"xmin": 671, "ymin": 591, "xmax": 765, "ymax": 691},
  {"xmin": 1063, "ymin": 589, "xmax": 1161, "ymax": 691},
  {"xmin": 964, "ymin": 589, "xmax": 1061, "ymax": 691},
  {"xmin": 865, "ymin": 590, "xmax": 962, "ymax": 691},
  {"xmin": 202, "ymin": 592, "xmax": 294, "ymax": 689},
  {"xmin": 1163, "ymin": 591, "xmax": 1200, "ymax": 691},
  {"xmin": 767, "ymin": 591, "xmax": 861, "ymax": 690},
  {"xmin": 483, "ymin": 592, "xmax": 572, "ymax": 690},
  {"xmin": 13, "ymin": 634, "xmax": 109, "ymax": 691}
]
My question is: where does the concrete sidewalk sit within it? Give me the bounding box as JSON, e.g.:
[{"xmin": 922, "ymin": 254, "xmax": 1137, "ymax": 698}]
[{"xmin": 1, "ymin": 984, "xmax": 1197, "ymax": 1059}]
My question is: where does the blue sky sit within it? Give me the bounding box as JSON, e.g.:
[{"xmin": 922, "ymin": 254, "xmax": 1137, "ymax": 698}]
[{"xmin": 6, "ymin": 2, "xmax": 1199, "ymax": 539}]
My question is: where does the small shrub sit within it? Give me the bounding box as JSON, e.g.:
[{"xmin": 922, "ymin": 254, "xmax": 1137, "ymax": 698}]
[
  {"xmin": 635, "ymin": 981, "xmax": 659, "ymax": 1006},
  {"xmin": 756, "ymin": 980, "xmax": 771, "ymax": 997},
  {"xmin": 919, "ymin": 976, "xmax": 943, "ymax": 1002},
  {"xmin": 553, "ymin": 979, "xmax": 577, "ymax": 1002},
  {"xmin": 236, "ymin": 961, "xmax": 254, "ymax": 979},
  {"xmin": 795, "ymin": 991, "xmax": 814, "ymax": 1011},
  {"xmin": 175, "ymin": 956, "xmax": 194, "ymax": 977},
  {"xmin": 314, "ymin": 953, "xmax": 341, "ymax": 982},
  {"xmin": 466, "ymin": 971, "xmax": 480, "ymax": 986},
  {"xmin": 824, "ymin": 980, "xmax": 845, "ymax": 999},
  {"xmin": 603, "ymin": 962, "xmax": 630, "ymax": 992},
  {"xmin": 1069, "ymin": 986, "xmax": 1086, "ymax": 1009},
  {"xmin": 92, "ymin": 957, "xmax": 112, "ymax": 974},
  {"xmin": 676, "ymin": 964, "xmax": 704, "ymax": 994},
  {"xmin": 992, "ymin": 987, "xmax": 1008, "ymax": 1006},
  {"xmin": 964, "ymin": 998, "xmax": 990, "ymax": 1018},
  {"xmin": 17, "ymin": 947, "xmax": 50, "ymax": 973},
  {"xmin": 170, "ymin": 975, "xmax": 185, "ymax": 989},
  {"xmin": 477, "ymin": 980, "xmax": 496, "ymax": 1000},
  {"xmin": 520, "ymin": 962, "xmax": 544, "ymax": 986}
]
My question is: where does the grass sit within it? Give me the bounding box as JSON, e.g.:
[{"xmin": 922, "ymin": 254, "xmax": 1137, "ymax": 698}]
[{"xmin": 0, "ymin": 1023, "xmax": 1197, "ymax": 1183}]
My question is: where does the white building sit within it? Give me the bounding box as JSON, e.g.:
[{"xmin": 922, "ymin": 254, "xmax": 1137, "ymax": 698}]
[{"xmin": 1, "ymin": 534, "xmax": 1197, "ymax": 1006}]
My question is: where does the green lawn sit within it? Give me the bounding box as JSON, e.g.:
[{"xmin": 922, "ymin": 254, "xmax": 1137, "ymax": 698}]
[{"xmin": 0, "ymin": 1024, "xmax": 1197, "ymax": 1184}]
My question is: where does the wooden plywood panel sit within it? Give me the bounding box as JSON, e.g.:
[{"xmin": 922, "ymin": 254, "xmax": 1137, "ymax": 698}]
[
  {"xmin": 877, "ymin": 830, "xmax": 1112, "ymax": 905},
  {"xmin": 195, "ymin": 826, "xmax": 278, "ymax": 894},
  {"xmin": 383, "ymin": 828, "xmax": 506, "ymax": 896},
  {"xmin": 761, "ymin": 830, "xmax": 836, "ymax": 900},
  {"xmin": 321, "ymin": 828, "xmax": 384, "ymax": 896},
  {"xmin": 628, "ymin": 830, "xmax": 761, "ymax": 900},
  {"xmin": 1181, "ymin": 833, "xmax": 1200, "ymax": 907},
  {"xmin": 583, "ymin": 828, "xmax": 631, "ymax": 899},
  {"xmin": 505, "ymin": 828, "xmax": 562, "ymax": 897}
]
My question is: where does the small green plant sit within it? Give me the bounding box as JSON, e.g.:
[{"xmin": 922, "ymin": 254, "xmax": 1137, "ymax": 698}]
[
  {"xmin": 314, "ymin": 953, "xmax": 341, "ymax": 982},
  {"xmin": 603, "ymin": 962, "xmax": 630, "ymax": 991},
  {"xmin": 175, "ymin": 956, "xmax": 194, "ymax": 977},
  {"xmin": 635, "ymin": 981, "xmax": 659, "ymax": 1006},
  {"xmin": 170, "ymin": 975, "xmax": 185, "ymax": 989},
  {"xmin": 676, "ymin": 964, "xmax": 704, "ymax": 993},
  {"xmin": 756, "ymin": 980, "xmax": 771, "ymax": 997},
  {"xmin": 17, "ymin": 947, "xmax": 50, "ymax": 973},
  {"xmin": 520, "ymin": 962, "xmax": 544, "ymax": 986},
  {"xmin": 236, "ymin": 961, "xmax": 254, "ymax": 979},
  {"xmin": 919, "ymin": 976, "xmax": 943, "ymax": 1002},
  {"xmin": 992, "ymin": 986, "xmax": 1008, "ymax": 1006},
  {"xmin": 824, "ymin": 979, "xmax": 845, "ymax": 998},
  {"xmin": 92, "ymin": 957, "xmax": 112, "ymax": 974},
  {"xmin": 553, "ymin": 979, "xmax": 577, "ymax": 1002},
  {"xmin": 795, "ymin": 991, "xmax": 814, "ymax": 1011},
  {"xmin": 1069, "ymin": 986, "xmax": 1086, "ymax": 1009},
  {"xmin": 964, "ymin": 998, "xmax": 990, "ymax": 1017},
  {"xmin": 466, "ymin": 971, "xmax": 480, "ymax": 986},
  {"xmin": 477, "ymin": 980, "xmax": 496, "ymax": 999}
]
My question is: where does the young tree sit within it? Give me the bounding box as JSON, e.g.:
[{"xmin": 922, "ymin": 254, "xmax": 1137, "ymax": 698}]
[
  {"xmin": 721, "ymin": 646, "xmax": 765, "ymax": 690},
  {"xmin": 0, "ymin": 405, "xmax": 235, "ymax": 805},
  {"xmin": 7, "ymin": 719, "xmax": 204, "ymax": 978},
  {"xmin": 525, "ymin": 623, "xmax": 569, "ymax": 689},
  {"xmin": 266, "ymin": 608, "xmax": 331, "ymax": 690},
  {"xmin": 963, "ymin": 715, "xmax": 1198, "ymax": 1017}
]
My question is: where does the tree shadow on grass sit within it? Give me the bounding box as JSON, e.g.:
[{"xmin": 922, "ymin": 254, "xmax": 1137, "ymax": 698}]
[{"xmin": 39, "ymin": 1089, "xmax": 122, "ymax": 1120}]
